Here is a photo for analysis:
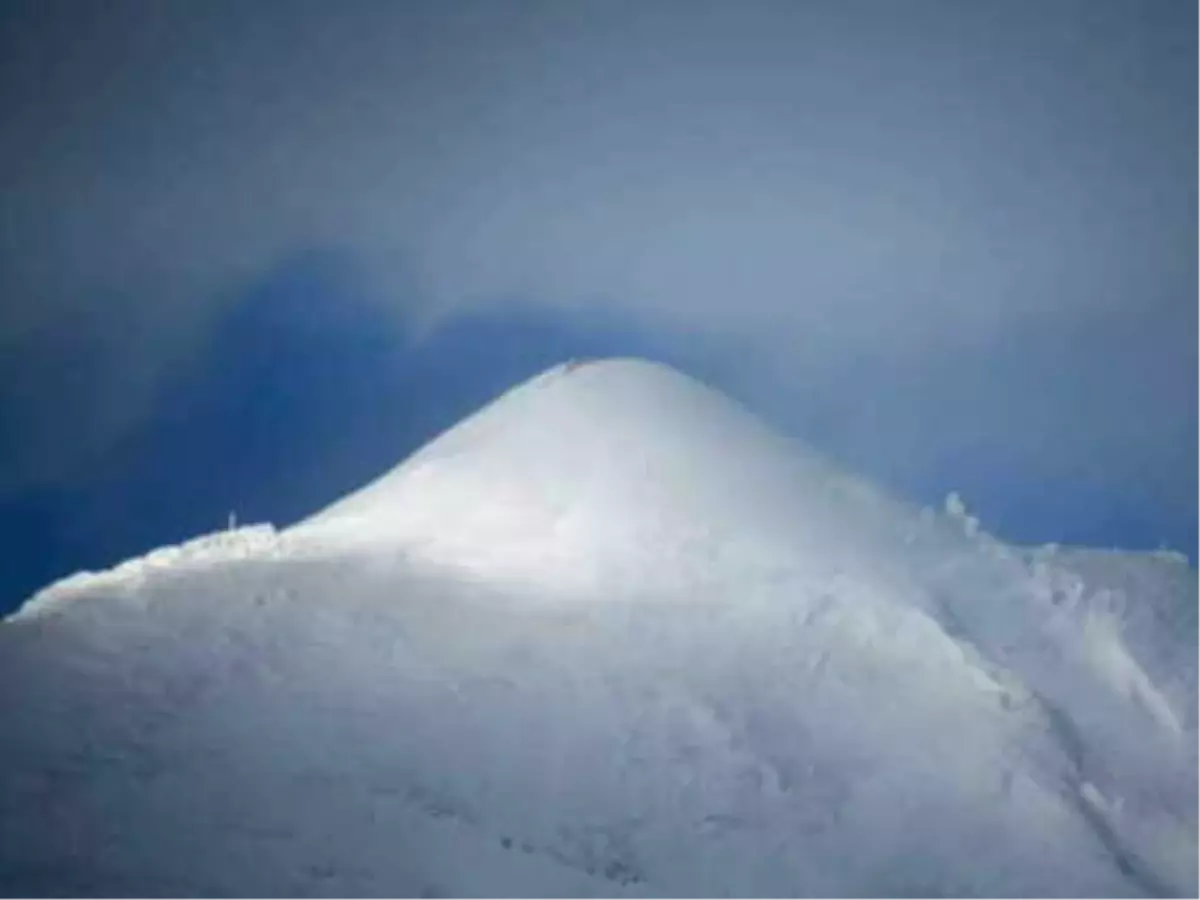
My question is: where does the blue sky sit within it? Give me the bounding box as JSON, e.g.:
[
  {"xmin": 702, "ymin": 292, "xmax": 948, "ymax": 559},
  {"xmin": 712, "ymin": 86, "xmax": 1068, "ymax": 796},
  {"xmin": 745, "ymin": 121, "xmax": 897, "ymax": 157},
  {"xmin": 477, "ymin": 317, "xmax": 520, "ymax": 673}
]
[{"xmin": 0, "ymin": 0, "xmax": 1194, "ymax": 614}]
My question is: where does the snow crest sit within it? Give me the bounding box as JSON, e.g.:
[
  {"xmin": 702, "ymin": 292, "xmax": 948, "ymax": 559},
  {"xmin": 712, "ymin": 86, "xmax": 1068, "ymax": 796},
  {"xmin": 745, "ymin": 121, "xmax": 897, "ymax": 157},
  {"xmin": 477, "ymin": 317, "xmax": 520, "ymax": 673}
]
[
  {"xmin": 14, "ymin": 524, "xmax": 282, "ymax": 621},
  {"xmin": 292, "ymin": 358, "xmax": 922, "ymax": 597}
]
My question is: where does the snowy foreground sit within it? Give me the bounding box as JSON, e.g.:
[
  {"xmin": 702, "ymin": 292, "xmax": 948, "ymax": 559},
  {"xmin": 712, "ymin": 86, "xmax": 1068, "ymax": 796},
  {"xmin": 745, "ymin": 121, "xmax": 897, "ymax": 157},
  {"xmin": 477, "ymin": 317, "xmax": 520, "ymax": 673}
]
[{"xmin": 1, "ymin": 359, "xmax": 1195, "ymax": 897}]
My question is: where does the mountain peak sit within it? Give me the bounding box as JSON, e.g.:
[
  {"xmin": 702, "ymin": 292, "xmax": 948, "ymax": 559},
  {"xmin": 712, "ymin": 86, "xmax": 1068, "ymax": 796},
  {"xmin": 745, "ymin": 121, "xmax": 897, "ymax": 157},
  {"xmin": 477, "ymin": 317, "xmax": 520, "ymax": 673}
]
[{"xmin": 291, "ymin": 357, "xmax": 908, "ymax": 594}]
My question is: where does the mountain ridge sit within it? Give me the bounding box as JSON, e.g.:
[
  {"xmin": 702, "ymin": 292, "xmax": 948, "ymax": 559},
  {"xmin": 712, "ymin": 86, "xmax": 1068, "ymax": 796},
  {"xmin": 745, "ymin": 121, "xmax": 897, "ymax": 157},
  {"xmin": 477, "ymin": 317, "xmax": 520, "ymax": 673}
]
[{"xmin": 2, "ymin": 358, "xmax": 1194, "ymax": 897}]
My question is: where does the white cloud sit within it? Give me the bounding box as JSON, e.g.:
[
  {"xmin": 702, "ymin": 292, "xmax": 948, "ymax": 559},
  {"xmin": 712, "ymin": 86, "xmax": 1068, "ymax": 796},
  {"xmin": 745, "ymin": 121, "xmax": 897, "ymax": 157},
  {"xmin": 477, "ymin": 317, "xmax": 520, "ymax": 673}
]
[{"xmin": 0, "ymin": 0, "xmax": 1193, "ymax": 515}]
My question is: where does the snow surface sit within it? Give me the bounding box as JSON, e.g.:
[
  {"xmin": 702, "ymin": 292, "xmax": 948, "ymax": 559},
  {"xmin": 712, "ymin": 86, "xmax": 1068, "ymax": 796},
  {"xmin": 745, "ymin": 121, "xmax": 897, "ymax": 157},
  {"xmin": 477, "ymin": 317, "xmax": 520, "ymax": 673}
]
[{"xmin": 2, "ymin": 358, "xmax": 1196, "ymax": 897}]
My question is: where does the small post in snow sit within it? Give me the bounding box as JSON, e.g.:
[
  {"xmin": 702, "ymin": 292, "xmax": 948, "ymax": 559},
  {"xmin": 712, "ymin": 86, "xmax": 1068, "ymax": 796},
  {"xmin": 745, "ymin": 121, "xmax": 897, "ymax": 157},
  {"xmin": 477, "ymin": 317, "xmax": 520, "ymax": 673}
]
[{"xmin": 227, "ymin": 510, "xmax": 237, "ymax": 532}]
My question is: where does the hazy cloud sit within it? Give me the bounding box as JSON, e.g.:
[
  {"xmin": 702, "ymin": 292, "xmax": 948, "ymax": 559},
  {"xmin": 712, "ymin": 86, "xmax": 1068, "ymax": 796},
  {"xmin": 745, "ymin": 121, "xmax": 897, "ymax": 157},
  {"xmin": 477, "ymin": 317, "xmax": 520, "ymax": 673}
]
[{"xmin": 1, "ymin": 0, "xmax": 1194, "ymax": 532}]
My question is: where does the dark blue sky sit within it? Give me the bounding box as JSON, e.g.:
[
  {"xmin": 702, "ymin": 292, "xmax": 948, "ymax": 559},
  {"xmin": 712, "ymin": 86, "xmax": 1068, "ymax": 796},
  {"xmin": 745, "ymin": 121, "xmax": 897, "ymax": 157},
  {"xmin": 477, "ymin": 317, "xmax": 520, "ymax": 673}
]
[{"xmin": 0, "ymin": 0, "xmax": 1195, "ymax": 614}]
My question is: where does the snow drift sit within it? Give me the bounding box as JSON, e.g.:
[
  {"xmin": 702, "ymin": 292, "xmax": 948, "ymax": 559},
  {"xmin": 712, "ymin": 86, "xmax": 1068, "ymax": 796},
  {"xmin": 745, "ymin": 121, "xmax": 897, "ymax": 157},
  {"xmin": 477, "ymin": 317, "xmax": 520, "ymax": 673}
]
[{"xmin": 1, "ymin": 358, "xmax": 1195, "ymax": 897}]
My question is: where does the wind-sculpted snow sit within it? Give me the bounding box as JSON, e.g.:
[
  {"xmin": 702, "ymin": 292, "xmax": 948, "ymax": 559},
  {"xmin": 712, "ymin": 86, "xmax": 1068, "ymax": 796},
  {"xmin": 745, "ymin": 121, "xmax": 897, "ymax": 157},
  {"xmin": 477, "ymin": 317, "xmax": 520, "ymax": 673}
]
[
  {"xmin": 1, "ymin": 359, "xmax": 1195, "ymax": 897},
  {"xmin": 14, "ymin": 524, "xmax": 283, "ymax": 620}
]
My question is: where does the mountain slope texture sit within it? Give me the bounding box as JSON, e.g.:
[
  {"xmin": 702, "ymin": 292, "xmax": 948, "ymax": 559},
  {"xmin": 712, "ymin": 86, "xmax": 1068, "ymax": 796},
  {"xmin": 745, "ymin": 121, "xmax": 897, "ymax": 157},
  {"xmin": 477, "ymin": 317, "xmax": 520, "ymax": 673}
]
[{"xmin": 2, "ymin": 358, "xmax": 1195, "ymax": 897}]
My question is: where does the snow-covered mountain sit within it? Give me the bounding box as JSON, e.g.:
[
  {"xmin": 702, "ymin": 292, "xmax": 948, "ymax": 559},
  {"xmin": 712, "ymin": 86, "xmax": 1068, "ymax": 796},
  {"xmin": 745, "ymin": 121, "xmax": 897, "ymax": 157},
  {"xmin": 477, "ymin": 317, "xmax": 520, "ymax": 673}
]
[{"xmin": 2, "ymin": 358, "xmax": 1195, "ymax": 897}]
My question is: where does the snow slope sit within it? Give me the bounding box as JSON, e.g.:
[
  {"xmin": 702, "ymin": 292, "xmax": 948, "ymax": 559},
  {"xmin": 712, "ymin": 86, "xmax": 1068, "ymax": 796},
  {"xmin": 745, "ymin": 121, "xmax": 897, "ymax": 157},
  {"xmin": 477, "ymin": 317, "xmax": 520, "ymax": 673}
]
[
  {"xmin": 293, "ymin": 357, "xmax": 921, "ymax": 595},
  {"xmin": 2, "ymin": 358, "xmax": 1195, "ymax": 897}
]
